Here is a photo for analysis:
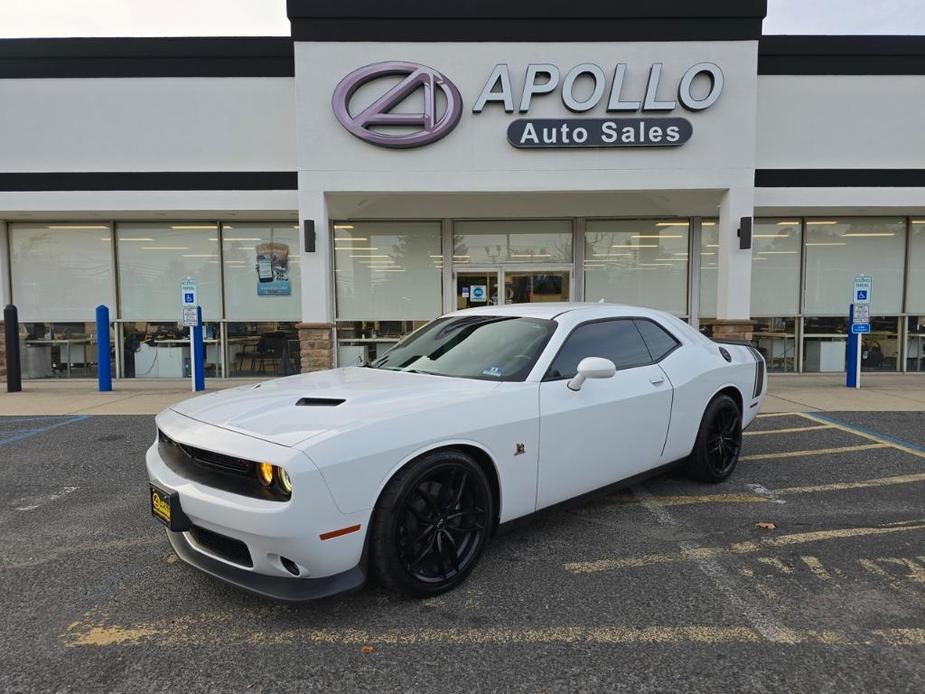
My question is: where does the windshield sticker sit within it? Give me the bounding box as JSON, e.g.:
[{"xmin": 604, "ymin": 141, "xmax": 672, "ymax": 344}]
[{"xmin": 482, "ymin": 365, "xmax": 503, "ymax": 377}]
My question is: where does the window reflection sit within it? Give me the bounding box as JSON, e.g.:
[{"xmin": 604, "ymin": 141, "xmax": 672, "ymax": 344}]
[
  {"xmin": 20, "ymin": 321, "xmax": 113, "ymax": 379},
  {"xmin": 585, "ymin": 219, "xmax": 689, "ymax": 315},
  {"xmin": 122, "ymin": 321, "xmax": 220, "ymax": 378},
  {"xmin": 225, "ymin": 322, "xmax": 300, "ymax": 377},
  {"xmin": 454, "ymin": 220, "xmax": 572, "ymax": 264},
  {"xmin": 908, "ymin": 317, "xmax": 925, "ymax": 372}
]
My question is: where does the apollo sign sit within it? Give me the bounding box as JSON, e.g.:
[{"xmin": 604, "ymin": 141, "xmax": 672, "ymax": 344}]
[{"xmin": 331, "ymin": 60, "xmax": 723, "ymax": 150}]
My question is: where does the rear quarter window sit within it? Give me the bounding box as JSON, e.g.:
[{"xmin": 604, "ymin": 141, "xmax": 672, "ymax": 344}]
[{"xmin": 633, "ymin": 319, "xmax": 681, "ymax": 362}]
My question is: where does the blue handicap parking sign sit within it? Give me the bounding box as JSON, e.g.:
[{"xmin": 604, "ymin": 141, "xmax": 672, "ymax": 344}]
[
  {"xmin": 856, "ymin": 290, "xmax": 868, "ymax": 301},
  {"xmin": 184, "ymin": 292, "xmax": 195, "ymax": 304}
]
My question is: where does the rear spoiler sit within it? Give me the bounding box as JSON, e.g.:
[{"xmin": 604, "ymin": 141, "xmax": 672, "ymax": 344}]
[{"xmin": 711, "ymin": 338, "xmax": 753, "ymax": 347}]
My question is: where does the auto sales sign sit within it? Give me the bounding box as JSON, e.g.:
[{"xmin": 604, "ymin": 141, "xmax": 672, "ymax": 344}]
[{"xmin": 332, "ymin": 60, "xmax": 723, "ymax": 150}]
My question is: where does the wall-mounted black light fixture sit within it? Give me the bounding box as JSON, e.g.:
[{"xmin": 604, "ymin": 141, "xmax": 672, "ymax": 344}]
[
  {"xmin": 738, "ymin": 216, "xmax": 752, "ymax": 250},
  {"xmin": 303, "ymin": 220, "xmax": 315, "ymax": 252}
]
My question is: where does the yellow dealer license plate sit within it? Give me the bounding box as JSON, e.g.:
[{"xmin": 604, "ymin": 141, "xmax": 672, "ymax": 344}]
[{"xmin": 150, "ymin": 484, "xmax": 172, "ymax": 526}]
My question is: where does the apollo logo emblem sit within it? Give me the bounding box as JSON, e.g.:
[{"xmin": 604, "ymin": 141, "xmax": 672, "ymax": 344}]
[{"xmin": 331, "ymin": 61, "xmax": 463, "ymax": 149}]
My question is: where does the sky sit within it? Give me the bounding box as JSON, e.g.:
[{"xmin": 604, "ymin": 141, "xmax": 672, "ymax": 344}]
[{"xmin": 0, "ymin": 0, "xmax": 924, "ymax": 37}]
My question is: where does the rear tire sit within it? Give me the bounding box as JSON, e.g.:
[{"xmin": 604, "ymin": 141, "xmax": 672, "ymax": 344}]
[
  {"xmin": 685, "ymin": 394, "xmax": 742, "ymax": 483},
  {"xmin": 370, "ymin": 450, "xmax": 494, "ymax": 598}
]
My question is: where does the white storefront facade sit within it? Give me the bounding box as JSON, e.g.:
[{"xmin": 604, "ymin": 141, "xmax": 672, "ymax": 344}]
[{"xmin": 1, "ymin": 1, "xmax": 924, "ymax": 378}]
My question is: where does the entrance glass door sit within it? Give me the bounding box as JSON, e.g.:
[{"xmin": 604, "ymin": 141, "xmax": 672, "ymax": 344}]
[
  {"xmin": 503, "ymin": 270, "xmax": 571, "ymax": 304},
  {"xmin": 455, "ymin": 270, "xmax": 501, "ymax": 309}
]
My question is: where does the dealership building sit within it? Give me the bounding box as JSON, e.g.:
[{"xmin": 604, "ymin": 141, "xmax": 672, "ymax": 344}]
[{"xmin": 0, "ymin": 0, "xmax": 924, "ymax": 380}]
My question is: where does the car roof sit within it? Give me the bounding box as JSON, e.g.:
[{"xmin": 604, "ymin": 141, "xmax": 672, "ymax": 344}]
[{"xmin": 447, "ymin": 302, "xmax": 645, "ymax": 320}]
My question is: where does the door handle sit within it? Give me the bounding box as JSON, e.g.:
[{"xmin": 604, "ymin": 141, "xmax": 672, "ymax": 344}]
[{"xmin": 649, "ymin": 375, "xmax": 665, "ymax": 386}]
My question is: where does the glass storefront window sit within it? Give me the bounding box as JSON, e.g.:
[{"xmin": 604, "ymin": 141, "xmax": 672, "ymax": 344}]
[
  {"xmin": 861, "ymin": 316, "xmax": 901, "ymax": 372},
  {"xmin": 751, "ymin": 317, "xmax": 798, "ymax": 373},
  {"xmin": 752, "ymin": 219, "xmax": 802, "ymax": 316},
  {"xmin": 802, "ymin": 316, "xmax": 848, "ymax": 373},
  {"xmin": 222, "ymin": 223, "xmax": 302, "ymax": 321},
  {"xmin": 504, "ymin": 271, "xmax": 570, "ymax": 304},
  {"xmin": 225, "ymin": 321, "xmax": 300, "ymax": 377},
  {"xmin": 19, "ymin": 321, "xmax": 113, "ymax": 379},
  {"xmin": 335, "ymin": 320, "xmax": 428, "ymax": 366},
  {"xmin": 117, "ymin": 223, "xmax": 222, "ymax": 320},
  {"xmin": 10, "ymin": 223, "xmax": 115, "ymax": 322},
  {"xmin": 454, "ymin": 220, "xmax": 572, "ymax": 264},
  {"xmin": 804, "ymin": 217, "xmax": 906, "ymax": 315},
  {"xmin": 585, "ymin": 219, "xmax": 689, "ymax": 315},
  {"xmin": 334, "ymin": 221, "xmax": 442, "ymax": 322},
  {"xmin": 908, "ymin": 221, "xmax": 925, "ymax": 314},
  {"xmin": 698, "ymin": 219, "xmax": 718, "ymax": 318},
  {"xmin": 907, "ymin": 316, "xmax": 925, "ymax": 372},
  {"xmin": 803, "ymin": 316, "xmax": 901, "ymax": 372},
  {"xmin": 122, "ymin": 321, "xmax": 220, "ymax": 378}
]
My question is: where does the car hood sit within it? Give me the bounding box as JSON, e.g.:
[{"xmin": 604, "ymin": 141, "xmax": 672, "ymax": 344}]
[{"xmin": 169, "ymin": 367, "xmax": 501, "ymax": 447}]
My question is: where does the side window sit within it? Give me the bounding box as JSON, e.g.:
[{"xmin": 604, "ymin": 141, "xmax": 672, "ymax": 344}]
[
  {"xmin": 547, "ymin": 320, "xmax": 652, "ymax": 379},
  {"xmin": 634, "ymin": 319, "xmax": 680, "ymax": 362}
]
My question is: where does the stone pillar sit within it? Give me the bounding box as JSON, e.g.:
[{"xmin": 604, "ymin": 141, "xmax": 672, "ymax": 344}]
[
  {"xmin": 711, "ymin": 320, "xmax": 754, "ymax": 342},
  {"xmin": 714, "ymin": 187, "xmax": 755, "ymax": 341},
  {"xmin": 297, "ymin": 322, "xmax": 334, "ymax": 372},
  {"xmin": 296, "ymin": 189, "xmax": 334, "ymax": 372}
]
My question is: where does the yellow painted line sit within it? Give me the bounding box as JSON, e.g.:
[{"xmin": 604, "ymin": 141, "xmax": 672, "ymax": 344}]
[
  {"xmin": 740, "ymin": 443, "xmax": 889, "ymax": 461},
  {"xmin": 797, "ymin": 412, "xmax": 925, "ymax": 460},
  {"xmin": 60, "ymin": 620, "xmax": 925, "ymax": 648},
  {"xmin": 609, "ymin": 493, "xmax": 772, "ymax": 507},
  {"xmin": 756, "ymin": 557, "xmax": 793, "ymax": 574},
  {"xmin": 744, "ymin": 425, "xmax": 833, "ymax": 437},
  {"xmin": 776, "ymin": 472, "xmax": 925, "ymax": 496},
  {"xmin": 800, "ymin": 556, "xmax": 833, "ymax": 581},
  {"xmin": 873, "ymin": 629, "xmax": 925, "ymax": 646},
  {"xmin": 563, "ymin": 521, "xmax": 925, "ymax": 574},
  {"xmin": 609, "ymin": 472, "xmax": 925, "ymax": 509}
]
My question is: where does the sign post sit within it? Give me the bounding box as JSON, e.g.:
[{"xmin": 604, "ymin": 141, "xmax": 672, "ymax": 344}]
[
  {"xmin": 180, "ymin": 278, "xmax": 199, "ymax": 392},
  {"xmin": 847, "ymin": 275, "xmax": 872, "ymax": 389}
]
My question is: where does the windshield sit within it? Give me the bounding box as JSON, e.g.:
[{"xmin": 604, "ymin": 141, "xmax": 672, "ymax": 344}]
[{"xmin": 370, "ymin": 315, "xmax": 557, "ymax": 381}]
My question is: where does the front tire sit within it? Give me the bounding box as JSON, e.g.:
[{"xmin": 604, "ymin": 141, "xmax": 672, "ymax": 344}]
[
  {"xmin": 685, "ymin": 393, "xmax": 742, "ymax": 483},
  {"xmin": 370, "ymin": 450, "xmax": 494, "ymax": 597}
]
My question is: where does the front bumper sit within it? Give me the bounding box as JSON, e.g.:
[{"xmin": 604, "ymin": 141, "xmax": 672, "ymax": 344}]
[
  {"xmin": 147, "ymin": 408, "xmax": 370, "ymax": 599},
  {"xmin": 166, "ymin": 529, "xmax": 365, "ymax": 602}
]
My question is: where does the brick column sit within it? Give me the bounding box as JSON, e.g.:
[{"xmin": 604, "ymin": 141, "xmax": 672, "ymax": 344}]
[{"xmin": 297, "ymin": 322, "xmax": 334, "ymax": 372}]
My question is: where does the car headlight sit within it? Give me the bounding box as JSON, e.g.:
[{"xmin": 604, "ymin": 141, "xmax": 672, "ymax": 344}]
[
  {"xmin": 257, "ymin": 462, "xmax": 274, "ymax": 487},
  {"xmin": 278, "ymin": 467, "xmax": 292, "ymax": 495},
  {"xmin": 256, "ymin": 463, "xmax": 292, "ymax": 498}
]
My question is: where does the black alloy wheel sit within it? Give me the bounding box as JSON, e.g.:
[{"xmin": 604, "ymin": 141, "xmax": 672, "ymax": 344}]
[
  {"xmin": 686, "ymin": 393, "xmax": 743, "ymax": 483},
  {"xmin": 370, "ymin": 450, "xmax": 494, "ymax": 597}
]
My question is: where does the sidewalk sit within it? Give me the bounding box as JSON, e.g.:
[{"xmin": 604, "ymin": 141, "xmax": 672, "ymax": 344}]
[{"xmin": 0, "ymin": 373, "xmax": 922, "ymax": 416}]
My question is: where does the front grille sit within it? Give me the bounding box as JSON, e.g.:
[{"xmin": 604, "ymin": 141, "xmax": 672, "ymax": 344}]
[
  {"xmin": 157, "ymin": 429, "xmax": 287, "ymax": 502},
  {"xmin": 159, "ymin": 430, "xmax": 253, "ymax": 476},
  {"xmin": 189, "ymin": 525, "xmax": 253, "ymax": 567}
]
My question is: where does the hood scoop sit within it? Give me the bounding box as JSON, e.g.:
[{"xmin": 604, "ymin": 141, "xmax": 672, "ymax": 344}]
[{"xmin": 295, "ymin": 397, "xmax": 345, "ymax": 407}]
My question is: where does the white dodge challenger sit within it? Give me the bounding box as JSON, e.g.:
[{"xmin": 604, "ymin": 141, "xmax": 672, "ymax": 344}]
[{"xmin": 147, "ymin": 303, "xmax": 766, "ymax": 600}]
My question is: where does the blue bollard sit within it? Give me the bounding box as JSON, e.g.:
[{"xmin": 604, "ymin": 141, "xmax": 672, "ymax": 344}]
[
  {"xmin": 96, "ymin": 305, "xmax": 112, "ymax": 392},
  {"xmin": 193, "ymin": 306, "xmax": 205, "ymax": 391},
  {"xmin": 846, "ymin": 304, "xmax": 859, "ymax": 388}
]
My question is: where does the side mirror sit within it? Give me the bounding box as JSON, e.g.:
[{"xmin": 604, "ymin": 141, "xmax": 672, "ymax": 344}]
[{"xmin": 567, "ymin": 357, "xmax": 616, "ymax": 391}]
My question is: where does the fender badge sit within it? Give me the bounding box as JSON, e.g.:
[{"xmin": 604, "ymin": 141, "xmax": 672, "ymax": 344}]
[{"xmin": 514, "ymin": 443, "xmax": 526, "ymax": 456}]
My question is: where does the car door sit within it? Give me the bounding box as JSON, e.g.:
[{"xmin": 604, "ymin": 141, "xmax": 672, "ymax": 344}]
[{"xmin": 536, "ymin": 318, "xmax": 673, "ymax": 509}]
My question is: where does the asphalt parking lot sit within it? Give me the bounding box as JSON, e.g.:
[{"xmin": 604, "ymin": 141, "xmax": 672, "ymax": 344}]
[{"xmin": 1, "ymin": 412, "xmax": 924, "ymax": 693}]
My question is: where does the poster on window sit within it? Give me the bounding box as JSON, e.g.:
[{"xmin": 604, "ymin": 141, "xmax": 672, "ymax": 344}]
[{"xmin": 255, "ymin": 242, "xmax": 291, "ymax": 296}]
